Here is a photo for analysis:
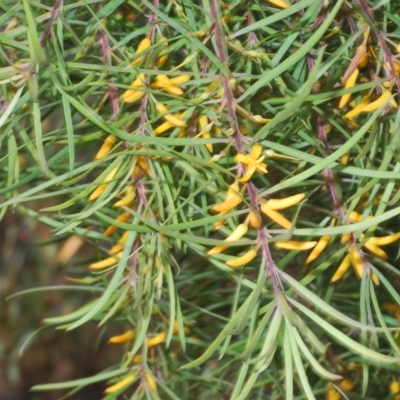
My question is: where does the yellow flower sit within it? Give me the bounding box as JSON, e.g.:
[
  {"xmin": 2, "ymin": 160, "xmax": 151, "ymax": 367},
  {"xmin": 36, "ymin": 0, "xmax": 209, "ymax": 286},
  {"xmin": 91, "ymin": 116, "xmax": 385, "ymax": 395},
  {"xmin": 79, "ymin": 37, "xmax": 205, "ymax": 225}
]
[
  {"xmin": 234, "ymin": 145, "xmax": 268, "ymax": 183},
  {"xmin": 339, "ymin": 68, "xmax": 359, "ymax": 109},
  {"xmin": 226, "ymin": 248, "xmax": 257, "ymax": 268},
  {"xmin": 207, "ymin": 224, "xmax": 248, "ymax": 256},
  {"xmin": 275, "ymin": 241, "xmax": 317, "ymax": 251},
  {"xmin": 108, "ymin": 330, "xmax": 135, "ymax": 344},
  {"xmin": 260, "ymin": 193, "xmax": 305, "ymax": 229},
  {"xmin": 104, "ymin": 374, "xmax": 137, "ymax": 394},
  {"xmin": 89, "ymin": 166, "xmax": 119, "ymax": 201},
  {"xmin": 331, "ymin": 245, "xmax": 379, "ymax": 284},
  {"xmin": 211, "ymin": 181, "xmax": 242, "ymax": 214},
  {"xmin": 123, "ymin": 74, "xmax": 146, "ymax": 104},
  {"xmin": 147, "ymin": 331, "xmax": 166, "ymax": 348},
  {"xmin": 95, "ymin": 135, "xmax": 116, "ymax": 160},
  {"xmin": 104, "ymin": 211, "xmax": 130, "ymax": 236},
  {"xmin": 131, "ymin": 37, "xmax": 151, "ymax": 66},
  {"xmin": 390, "ymin": 381, "xmax": 400, "ymax": 400}
]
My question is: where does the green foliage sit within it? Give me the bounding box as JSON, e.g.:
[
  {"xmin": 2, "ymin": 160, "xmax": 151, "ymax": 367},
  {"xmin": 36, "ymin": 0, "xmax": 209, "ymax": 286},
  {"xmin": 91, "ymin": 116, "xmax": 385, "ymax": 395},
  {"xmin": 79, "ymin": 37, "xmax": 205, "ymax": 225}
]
[{"xmin": 2, "ymin": 0, "xmax": 400, "ymax": 398}]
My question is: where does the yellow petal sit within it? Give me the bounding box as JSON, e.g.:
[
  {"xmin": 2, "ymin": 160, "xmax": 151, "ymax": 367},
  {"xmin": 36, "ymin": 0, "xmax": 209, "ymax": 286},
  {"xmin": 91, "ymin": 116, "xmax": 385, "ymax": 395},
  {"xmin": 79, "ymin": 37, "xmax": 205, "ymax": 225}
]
[
  {"xmin": 371, "ymin": 272, "xmax": 380, "ymax": 285},
  {"xmin": 344, "ymin": 95, "xmax": 371, "ymax": 118},
  {"xmin": 226, "ymin": 249, "xmax": 257, "ymax": 267},
  {"xmin": 305, "ymin": 235, "xmax": 330, "ymax": 264},
  {"xmin": 169, "ymin": 74, "xmax": 191, "ymax": 85},
  {"xmin": 338, "ymin": 68, "xmax": 359, "ymax": 109},
  {"xmin": 104, "ymin": 212, "xmax": 130, "ymax": 236},
  {"xmin": 331, "ymin": 253, "xmax": 352, "ymax": 282},
  {"xmin": 249, "ymin": 145, "xmax": 263, "ymax": 160},
  {"xmin": 238, "ymin": 164, "xmax": 256, "ymax": 183},
  {"xmin": 104, "ymin": 374, "xmax": 136, "ymax": 394},
  {"xmin": 266, "ymin": 193, "xmax": 305, "ymax": 210},
  {"xmin": 207, "ymin": 224, "xmax": 248, "ymax": 256},
  {"xmin": 266, "ymin": 0, "xmax": 290, "ymax": 9},
  {"xmin": 368, "ymin": 232, "xmax": 400, "ymax": 245},
  {"xmin": 146, "ymin": 373, "xmax": 158, "ymax": 393},
  {"xmin": 211, "ymin": 194, "xmax": 242, "ymax": 213},
  {"xmin": 350, "ymin": 248, "xmax": 363, "ymax": 279},
  {"xmin": 57, "ymin": 235, "xmax": 84, "ymax": 264},
  {"xmin": 260, "ymin": 204, "xmax": 292, "ymax": 229},
  {"xmin": 363, "ymin": 241, "xmax": 388, "ymax": 259},
  {"xmin": 108, "ymin": 330, "xmax": 135, "ymax": 344},
  {"xmin": 154, "ymin": 121, "xmax": 174, "ymax": 135},
  {"xmin": 113, "ymin": 187, "xmax": 136, "ymax": 208},
  {"xmin": 358, "ymin": 90, "xmax": 392, "ymax": 113},
  {"xmin": 89, "ymin": 167, "xmax": 119, "ymax": 201},
  {"xmin": 248, "ymin": 211, "xmax": 262, "ymax": 229},
  {"xmin": 339, "ymin": 378, "xmax": 356, "ymax": 391},
  {"xmin": 155, "ymin": 102, "xmax": 169, "ymax": 114},
  {"xmin": 131, "ymin": 37, "xmax": 151, "ymax": 66},
  {"xmin": 348, "ymin": 211, "xmax": 372, "ymax": 222},
  {"xmin": 275, "ymin": 241, "xmax": 317, "ymax": 251},
  {"xmin": 164, "ymin": 113, "xmax": 187, "ymax": 127},
  {"xmin": 147, "ymin": 332, "xmax": 166, "ymax": 348},
  {"xmin": 123, "ymin": 89, "xmax": 145, "ymax": 104},
  {"xmin": 95, "ymin": 135, "xmax": 117, "ymax": 160},
  {"xmin": 89, "ymin": 252, "xmax": 122, "ymax": 270}
]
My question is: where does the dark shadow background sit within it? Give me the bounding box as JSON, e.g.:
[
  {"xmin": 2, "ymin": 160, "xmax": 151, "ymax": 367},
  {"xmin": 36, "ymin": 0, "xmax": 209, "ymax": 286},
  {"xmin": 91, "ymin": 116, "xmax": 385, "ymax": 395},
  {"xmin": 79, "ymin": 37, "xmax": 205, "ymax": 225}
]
[{"xmin": 0, "ymin": 211, "xmax": 121, "ymax": 400}]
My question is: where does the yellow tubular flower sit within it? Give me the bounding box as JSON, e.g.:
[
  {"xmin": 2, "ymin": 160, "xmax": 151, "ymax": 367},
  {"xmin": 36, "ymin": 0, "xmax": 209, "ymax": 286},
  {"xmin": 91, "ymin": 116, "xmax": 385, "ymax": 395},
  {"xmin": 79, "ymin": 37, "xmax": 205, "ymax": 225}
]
[
  {"xmin": 340, "ymin": 151, "xmax": 350, "ymax": 165},
  {"xmin": 248, "ymin": 210, "xmax": 262, "ymax": 229},
  {"xmin": 250, "ymin": 115, "xmax": 271, "ymax": 124},
  {"xmin": 350, "ymin": 248, "xmax": 363, "ymax": 279},
  {"xmin": 89, "ymin": 252, "xmax": 122, "ymax": 270},
  {"xmin": 341, "ymin": 232, "xmax": 351, "ymax": 243},
  {"xmin": 104, "ymin": 212, "xmax": 130, "ymax": 236},
  {"xmin": 123, "ymin": 74, "xmax": 146, "ymax": 104},
  {"xmin": 108, "ymin": 330, "xmax": 135, "ymax": 344},
  {"xmin": 326, "ymin": 386, "xmax": 341, "ymax": 400},
  {"xmin": 363, "ymin": 241, "xmax": 388, "ymax": 259},
  {"xmin": 169, "ymin": 74, "xmax": 191, "ymax": 85},
  {"xmin": 348, "ymin": 211, "xmax": 372, "ymax": 222},
  {"xmin": 390, "ymin": 381, "xmax": 400, "ymax": 400},
  {"xmin": 147, "ymin": 332, "xmax": 166, "ymax": 348},
  {"xmin": 132, "ymin": 354, "xmax": 143, "ymax": 363},
  {"xmin": 104, "ymin": 374, "xmax": 136, "ymax": 394},
  {"xmin": 331, "ymin": 253, "xmax": 352, "ymax": 282},
  {"xmin": 235, "ymin": 146, "xmax": 268, "ymax": 183},
  {"xmin": 123, "ymin": 90, "xmax": 145, "ymax": 104},
  {"xmin": 266, "ymin": 193, "xmax": 305, "ymax": 210},
  {"xmin": 113, "ymin": 186, "xmax": 136, "ymax": 208},
  {"xmin": 260, "ymin": 204, "xmax": 292, "ymax": 229},
  {"xmin": 157, "ymin": 37, "xmax": 168, "ymax": 67},
  {"xmin": 339, "ymin": 378, "xmax": 356, "ymax": 391},
  {"xmin": 95, "ymin": 135, "xmax": 116, "ymax": 160},
  {"xmin": 367, "ymin": 232, "xmax": 400, "ymax": 245},
  {"xmin": 358, "ymin": 90, "xmax": 393, "ymax": 113},
  {"xmin": 371, "ymin": 272, "xmax": 380, "ymax": 286},
  {"xmin": 207, "ymin": 224, "xmax": 248, "ymax": 256},
  {"xmin": 305, "ymin": 235, "xmax": 331, "ymax": 264},
  {"xmin": 358, "ymin": 53, "xmax": 368, "ymax": 68},
  {"xmin": 131, "ymin": 37, "xmax": 151, "ymax": 66},
  {"xmin": 344, "ymin": 95, "xmax": 370, "ymax": 119},
  {"xmin": 339, "ymin": 68, "xmax": 359, "ymax": 109},
  {"xmin": 226, "ymin": 249, "xmax": 257, "ymax": 267},
  {"xmin": 164, "ymin": 113, "xmax": 187, "ymax": 127},
  {"xmin": 89, "ymin": 167, "xmax": 119, "ymax": 201},
  {"xmin": 265, "ymin": 0, "xmax": 290, "ymax": 8},
  {"xmin": 211, "ymin": 190, "xmax": 242, "ymax": 213},
  {"xmin": 275, "ymin": 241, "xmax": 317, "ymax": 250},
  {"xmin": 146, "ymin": 373, "xmax": 158, "ymax": 393},
  {"xmin": 154, "ymin": 120, "xmax": 174, "ymax": 135}
]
